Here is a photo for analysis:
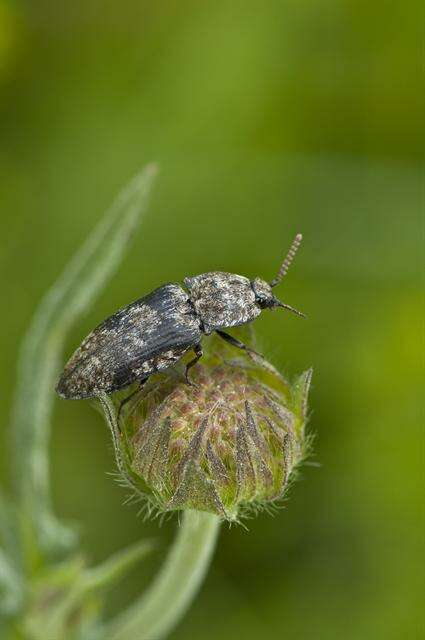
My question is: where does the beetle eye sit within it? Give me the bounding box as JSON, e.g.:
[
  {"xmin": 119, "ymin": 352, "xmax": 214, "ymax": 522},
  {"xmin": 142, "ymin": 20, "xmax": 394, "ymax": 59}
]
[{"xmin": 256, "ymin": 295, "xmax": 273, "ymax": 310}]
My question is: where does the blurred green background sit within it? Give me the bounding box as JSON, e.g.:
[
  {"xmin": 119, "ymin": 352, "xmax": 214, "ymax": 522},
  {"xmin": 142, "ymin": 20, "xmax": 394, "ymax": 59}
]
[{"xmin": 0, "ymin": 1, "xmax": 423, "ymax": 638}]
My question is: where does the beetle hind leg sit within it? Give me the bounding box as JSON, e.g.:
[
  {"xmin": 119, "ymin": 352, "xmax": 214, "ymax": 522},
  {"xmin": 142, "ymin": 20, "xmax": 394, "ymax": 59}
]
[
  {"xmin": 117, "ymin": 377, "xmax": 148, "ymax": 424},
  {"xmin": 185, "ymin": 344, "xmax": 203, "ymax": 385}
]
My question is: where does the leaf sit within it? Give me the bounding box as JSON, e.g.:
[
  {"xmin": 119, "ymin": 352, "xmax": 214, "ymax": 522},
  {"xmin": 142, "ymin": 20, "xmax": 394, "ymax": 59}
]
[
  {"xmin": 9, "ymin": 164, "xmax": 158, "ymax": 557},
  {"xmin": 80, "ymin": 539, "xmax": 154, "ymax": 593},
  {"xmin": 0, "ymin": 490, "xmax": 21, "ymax": 568},
  {"xmin": 0, "ymin": 548, "xmax": 23, "ymax": 616},
  {"xmin": 23, "ymin": 542, "xmax": 154, "ymax": 640}
]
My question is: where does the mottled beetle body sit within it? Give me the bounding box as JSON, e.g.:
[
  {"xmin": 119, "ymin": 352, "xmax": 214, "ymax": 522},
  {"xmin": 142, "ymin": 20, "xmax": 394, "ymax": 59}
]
[
  {"xmin": 184, "ymin": 272, "xmax": 261, "ymax": 334},
  {"xmin": 56, "ymin": 284, "xmax": 201, "ymax": 399},
  {"xmin": 56, "ymin": 234, "xmax": 304, "ymax": 402}
]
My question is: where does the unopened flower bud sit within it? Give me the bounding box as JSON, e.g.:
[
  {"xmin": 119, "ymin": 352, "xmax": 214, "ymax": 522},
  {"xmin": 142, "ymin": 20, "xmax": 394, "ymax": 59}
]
[{"xmin": 116, "ymin": 331, "xmax": 312, "ymax": 522}]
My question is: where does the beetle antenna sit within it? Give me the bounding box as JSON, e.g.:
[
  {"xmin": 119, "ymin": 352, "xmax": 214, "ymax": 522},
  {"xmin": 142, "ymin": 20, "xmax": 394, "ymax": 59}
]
[
  {"xmin": 270, "ymin": 233, "xmax": 303, "ymax": 288},
  {"xmin": 275, "ymin": 301, "xmax": 306, "ymax": 318}
]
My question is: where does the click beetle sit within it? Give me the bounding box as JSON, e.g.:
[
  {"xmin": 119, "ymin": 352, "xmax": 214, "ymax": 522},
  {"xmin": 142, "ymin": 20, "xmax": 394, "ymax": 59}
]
[{"xmin": 56, "ymin": 234, "xmax": 304, "ymax": 408}]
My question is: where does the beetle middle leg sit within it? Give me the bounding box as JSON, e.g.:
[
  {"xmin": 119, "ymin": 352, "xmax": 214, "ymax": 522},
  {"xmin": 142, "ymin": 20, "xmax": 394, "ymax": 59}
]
[
  {"xmin": 117, "ymin": 377, "xmax": 148, "ymax": 423},
  {"xmin": 185, "ymin": 343, "xmax": 203, "ymax": 385}
]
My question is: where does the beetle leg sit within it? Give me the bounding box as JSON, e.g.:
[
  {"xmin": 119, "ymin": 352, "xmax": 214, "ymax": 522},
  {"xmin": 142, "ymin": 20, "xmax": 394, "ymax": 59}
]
[
  {"xmin": 215, "ymin": 330, "xmax": 262, "ymax": 360},
  {"xmin": 117, "ymin": 377, "xmax": 148, "ymax": 424},
  {"xmin": 185, "ymin": 344, "xmax": 203, "ymax": 385},
  {"xmin": 216, "ymin": 330, "xmax": 286, "ymax": 378}
]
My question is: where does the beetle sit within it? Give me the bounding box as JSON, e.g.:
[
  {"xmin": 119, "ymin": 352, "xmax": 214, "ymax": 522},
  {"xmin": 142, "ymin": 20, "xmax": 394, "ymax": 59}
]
[{"xmin": 56, "ymin": 233, "xmax": 304, "ymax": 411}]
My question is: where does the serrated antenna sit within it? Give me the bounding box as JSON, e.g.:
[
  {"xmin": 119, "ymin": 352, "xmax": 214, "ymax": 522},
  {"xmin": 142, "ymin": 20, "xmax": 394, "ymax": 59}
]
[{"xmin": 270, "ymin": 233, "xmax": 303, "ymax": 288}]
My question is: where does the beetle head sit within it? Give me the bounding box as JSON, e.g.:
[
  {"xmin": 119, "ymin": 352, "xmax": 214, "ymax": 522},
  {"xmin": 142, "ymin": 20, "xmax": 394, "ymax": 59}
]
[{"xmin": 252, "ymin": 233, "xmax": 305, "ymax": 318}]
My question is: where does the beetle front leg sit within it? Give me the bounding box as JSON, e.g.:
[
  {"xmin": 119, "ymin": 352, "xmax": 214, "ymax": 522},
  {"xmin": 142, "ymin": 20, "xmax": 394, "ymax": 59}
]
[
  {"xmin": 216, "ymin": 330, "xmax": 286, "ymax": 379},
  {"xmin": 215, "ymin": 330, "xmax": 263, "ymax": 360},
  {"xmin": 185, "ymin": 344, "xmax": 203, "ymax": 385}
]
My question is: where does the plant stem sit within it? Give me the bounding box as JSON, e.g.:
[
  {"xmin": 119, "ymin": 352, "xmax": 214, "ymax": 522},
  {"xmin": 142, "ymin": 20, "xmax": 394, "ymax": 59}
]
[{"xmin": 107, "ymin": 510, "xmax": 220, "ymax": 640}]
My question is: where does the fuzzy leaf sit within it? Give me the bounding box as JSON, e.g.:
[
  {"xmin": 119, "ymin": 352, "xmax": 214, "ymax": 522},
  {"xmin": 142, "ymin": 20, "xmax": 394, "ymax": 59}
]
[
  {"xmin": 9, "ymin": 164, "xmax": 158, "ymax": 557},
  {"xmin": 23, "ymin": 542, "xmax": 154, "ymax": 640},
  {"xmin": 80, "ymin": 539, "xmax": 154, "ymax": 593},
  {"xmin": 0, "ymin": 490, "xmax": 21, "ymax": 569},
  {"xmin": 0, "ymin": 548, "xmax": 23, "ymax": 616}
]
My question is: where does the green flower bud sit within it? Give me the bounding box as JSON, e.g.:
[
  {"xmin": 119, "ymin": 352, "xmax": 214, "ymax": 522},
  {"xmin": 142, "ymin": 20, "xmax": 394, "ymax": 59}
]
[{"xmin": 111, "ymin": 330, "xmax": 312, "ymax": 522}]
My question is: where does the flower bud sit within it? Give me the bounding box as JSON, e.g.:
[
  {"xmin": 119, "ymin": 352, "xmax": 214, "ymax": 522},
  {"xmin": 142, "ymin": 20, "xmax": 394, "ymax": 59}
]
[{"xmin": 120, "ymin": 331, "xmax": 312, "ymax": 522}]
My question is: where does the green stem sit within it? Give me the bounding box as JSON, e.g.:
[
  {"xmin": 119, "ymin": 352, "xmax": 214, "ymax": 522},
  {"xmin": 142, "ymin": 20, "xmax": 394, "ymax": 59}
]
[{"xmin": 107, "ymin": 510, "xmax": 220, "ymax": 640}]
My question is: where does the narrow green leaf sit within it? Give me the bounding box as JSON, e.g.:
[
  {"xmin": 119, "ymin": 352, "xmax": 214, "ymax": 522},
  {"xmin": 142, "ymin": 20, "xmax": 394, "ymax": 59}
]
[
  {"xmin": 81, "ymin": 539, "xmax": 154, "ymax": 592},
  {"xmin": 0, "ymin": 490, "xmax": 21, "ymax": 568},
  {"xmin": 0, "ymin": 548, "xmax": 23, "ymax": 616},
  {"xmin": 9, "ymin": 164, "xmax": 158, "ymax": 557},
  {"xmin": 24, "ymin": 542, "xmax": 154, "ymax": 640}
]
